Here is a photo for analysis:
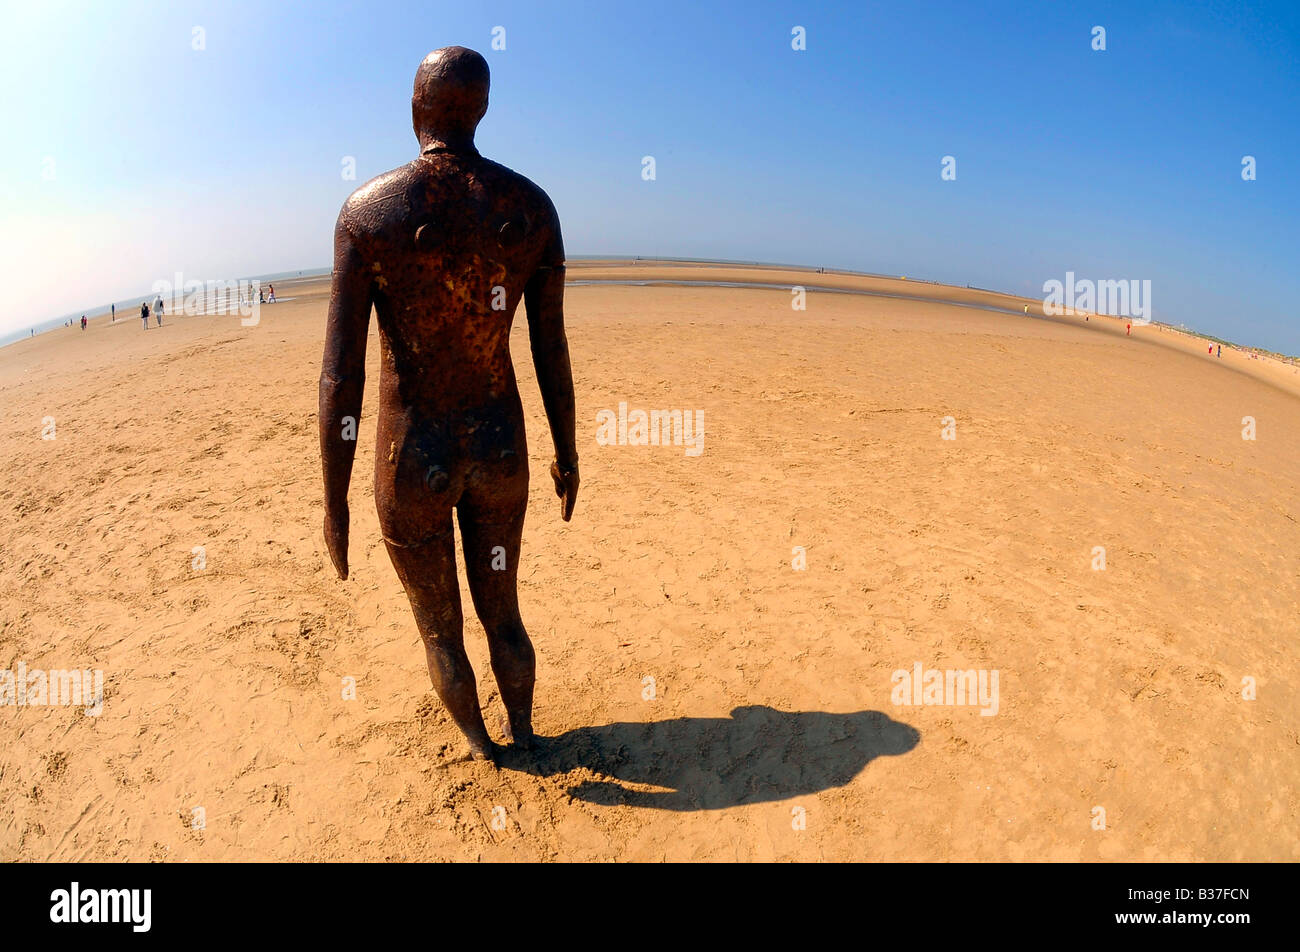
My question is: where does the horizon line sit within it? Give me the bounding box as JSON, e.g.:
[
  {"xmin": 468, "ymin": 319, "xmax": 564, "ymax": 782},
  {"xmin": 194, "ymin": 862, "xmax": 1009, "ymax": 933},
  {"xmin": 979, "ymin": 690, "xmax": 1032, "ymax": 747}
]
[{"xmin": 5, "ymin": 256, "xmax": 1290, "ymax": 359}]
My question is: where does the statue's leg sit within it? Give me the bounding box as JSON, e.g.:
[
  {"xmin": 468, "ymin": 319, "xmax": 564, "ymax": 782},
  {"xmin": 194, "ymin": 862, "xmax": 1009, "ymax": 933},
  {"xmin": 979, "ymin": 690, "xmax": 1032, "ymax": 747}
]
[
  {"xmin": 378, "ymin": 423, "xmax": 494, "ymax": 760},
  {"xmin": 458, "ymin": 460, "xmax": 535, "ymax": 749},
  {"xmin": 384, "ymin": 524, "xmax": 494, "ymax": 761}
]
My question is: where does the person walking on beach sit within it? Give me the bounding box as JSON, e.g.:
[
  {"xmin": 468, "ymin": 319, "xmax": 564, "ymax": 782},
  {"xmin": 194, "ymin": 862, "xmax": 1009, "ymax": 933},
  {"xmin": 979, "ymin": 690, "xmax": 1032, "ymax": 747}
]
[
  {"xmin": 154, "ymin": 294, "xmax": 165, "ymax": 326},
  {"xmin": 1126, "ymin": 322, "xmax": 1132, "ymax": 336},
  {"xmin": 1218, "ymin": 344, "xmax": 1222, "ymax": 358},
  {"xmin": 141, "ymin": 301, "xmax": 150, "ymax": 329},
  {"xmin": 111, "ymin": 303, "xmax": 115, "ymax": 322},
  {"xmin": 319, "ymin": 47, "xmax": 578, "ymax": 763},
  {"xmin": 267, "ymin": 284, "xmax": 276, "ymax": 303},
  {"xmin": 80, "ymin": 315, "xmax": 86, "ymax": 330}
]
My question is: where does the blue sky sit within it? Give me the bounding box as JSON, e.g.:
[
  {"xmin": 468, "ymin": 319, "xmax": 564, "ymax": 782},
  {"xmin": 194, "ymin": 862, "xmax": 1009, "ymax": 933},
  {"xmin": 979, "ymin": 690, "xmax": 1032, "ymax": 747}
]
[{"xmin": 2, "ymin": 0, "xmax": 1297, "ymax": 351}]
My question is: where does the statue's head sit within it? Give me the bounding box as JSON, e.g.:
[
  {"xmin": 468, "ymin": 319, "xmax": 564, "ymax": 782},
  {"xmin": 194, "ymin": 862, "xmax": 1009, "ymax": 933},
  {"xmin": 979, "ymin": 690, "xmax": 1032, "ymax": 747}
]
[{"xmin": 412, "ymin": 47, "xmax": 490, "ymax": 152}]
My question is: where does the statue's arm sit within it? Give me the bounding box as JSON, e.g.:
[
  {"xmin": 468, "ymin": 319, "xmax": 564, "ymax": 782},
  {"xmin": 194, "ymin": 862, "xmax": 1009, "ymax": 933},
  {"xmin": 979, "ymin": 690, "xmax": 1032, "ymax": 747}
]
[
  {"xmin": 525, "ymin": 251, "xmax": 579, "ymax": 521},
  {"xmin": 318, "ymin": 214, "xmax": 372, "ymax": 578}
]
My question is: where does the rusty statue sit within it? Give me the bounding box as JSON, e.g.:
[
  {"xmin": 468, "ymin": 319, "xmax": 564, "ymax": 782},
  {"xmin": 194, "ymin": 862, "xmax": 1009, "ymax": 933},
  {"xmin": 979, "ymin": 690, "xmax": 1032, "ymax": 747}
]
[{"xmin": 319, "ymin": 47, "xmax": 579, "ymax": 763}]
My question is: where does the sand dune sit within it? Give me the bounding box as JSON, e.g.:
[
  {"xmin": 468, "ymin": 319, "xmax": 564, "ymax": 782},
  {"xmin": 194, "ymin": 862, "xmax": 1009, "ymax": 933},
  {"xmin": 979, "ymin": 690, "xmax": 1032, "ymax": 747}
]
[{"xmin": 1, "ymin": 262, "xmax": 1296, "ymax": 861}]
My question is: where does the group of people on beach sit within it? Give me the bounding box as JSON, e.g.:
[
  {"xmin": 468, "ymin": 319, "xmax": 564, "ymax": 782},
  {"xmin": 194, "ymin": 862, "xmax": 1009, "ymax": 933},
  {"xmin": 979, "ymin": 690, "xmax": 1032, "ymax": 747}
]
[
  {"xmin": 64, "ymin": 282, "xmax": 279, "ymax": 336},
  {"xmin": 124, "ymin": 282, "xmax": 280, "ymax": 331}
]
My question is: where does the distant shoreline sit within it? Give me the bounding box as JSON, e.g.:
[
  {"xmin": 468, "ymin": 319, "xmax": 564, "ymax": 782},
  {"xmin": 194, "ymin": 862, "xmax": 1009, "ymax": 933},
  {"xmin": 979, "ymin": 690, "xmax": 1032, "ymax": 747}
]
[{"xmin": 4, "ymin": 257, "xmax": 1294, "ymax": 364}]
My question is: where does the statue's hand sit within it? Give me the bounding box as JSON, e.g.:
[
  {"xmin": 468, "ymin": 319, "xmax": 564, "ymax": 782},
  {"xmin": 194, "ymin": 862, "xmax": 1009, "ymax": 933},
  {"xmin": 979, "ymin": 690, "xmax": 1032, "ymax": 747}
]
[
  {"xmin": 324, "ymin": 503, "xmax": 350, "ymax": 579},
  {"xmin": 550, "ymin": 459, "xmax": 579, "ymax": 522}
]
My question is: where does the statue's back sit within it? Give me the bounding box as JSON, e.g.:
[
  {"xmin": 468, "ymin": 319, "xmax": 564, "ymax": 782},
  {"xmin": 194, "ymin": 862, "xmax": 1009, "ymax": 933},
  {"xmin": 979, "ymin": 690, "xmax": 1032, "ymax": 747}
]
[{"xmin": 338, "ymin": 151, "xmax": 563, "ymax": 405}]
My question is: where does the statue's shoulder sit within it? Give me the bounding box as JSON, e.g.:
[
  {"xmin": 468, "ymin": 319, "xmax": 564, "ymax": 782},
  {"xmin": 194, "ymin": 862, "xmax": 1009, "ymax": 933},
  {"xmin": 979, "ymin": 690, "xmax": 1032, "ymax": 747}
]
[
  {"xmin": 477, "ymin": 158, "xmax": 559, "ymax": 222},
  {"xmin": 337, "ymin": 164, "xmax": 424, "ymax": 236}
]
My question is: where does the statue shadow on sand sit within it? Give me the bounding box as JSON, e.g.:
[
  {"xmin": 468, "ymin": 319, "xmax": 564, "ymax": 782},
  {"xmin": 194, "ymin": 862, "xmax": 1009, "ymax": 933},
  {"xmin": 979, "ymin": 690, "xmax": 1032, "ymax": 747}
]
[{"xmin": 500, "ymin": 705, "xmax": 920, "ymax": 811}]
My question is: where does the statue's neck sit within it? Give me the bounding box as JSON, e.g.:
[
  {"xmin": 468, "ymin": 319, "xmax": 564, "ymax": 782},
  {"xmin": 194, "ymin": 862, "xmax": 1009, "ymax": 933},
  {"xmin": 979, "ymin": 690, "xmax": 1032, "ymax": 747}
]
[{"xmin": 418, "ymin": 131, "xmax": 478, "ymax": 157}]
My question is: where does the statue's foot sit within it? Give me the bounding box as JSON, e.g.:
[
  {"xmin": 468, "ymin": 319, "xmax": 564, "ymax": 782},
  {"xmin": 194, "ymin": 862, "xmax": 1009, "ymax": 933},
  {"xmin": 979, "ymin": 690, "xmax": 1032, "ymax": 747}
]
[
  {"xmin": 502, "ymin": 714, "xmax": 535, "ymax": 750},
  {"xmin": 437, "ymin": 740, "xmax": 497, "ymax": 767}
]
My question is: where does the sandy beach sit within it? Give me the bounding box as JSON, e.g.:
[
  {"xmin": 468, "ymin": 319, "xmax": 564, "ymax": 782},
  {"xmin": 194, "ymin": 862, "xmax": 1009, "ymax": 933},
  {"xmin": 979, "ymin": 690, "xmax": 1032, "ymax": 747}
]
[{"xmin": 1, "ymin": 260, "xmax": 1296, "ymax": 861}]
